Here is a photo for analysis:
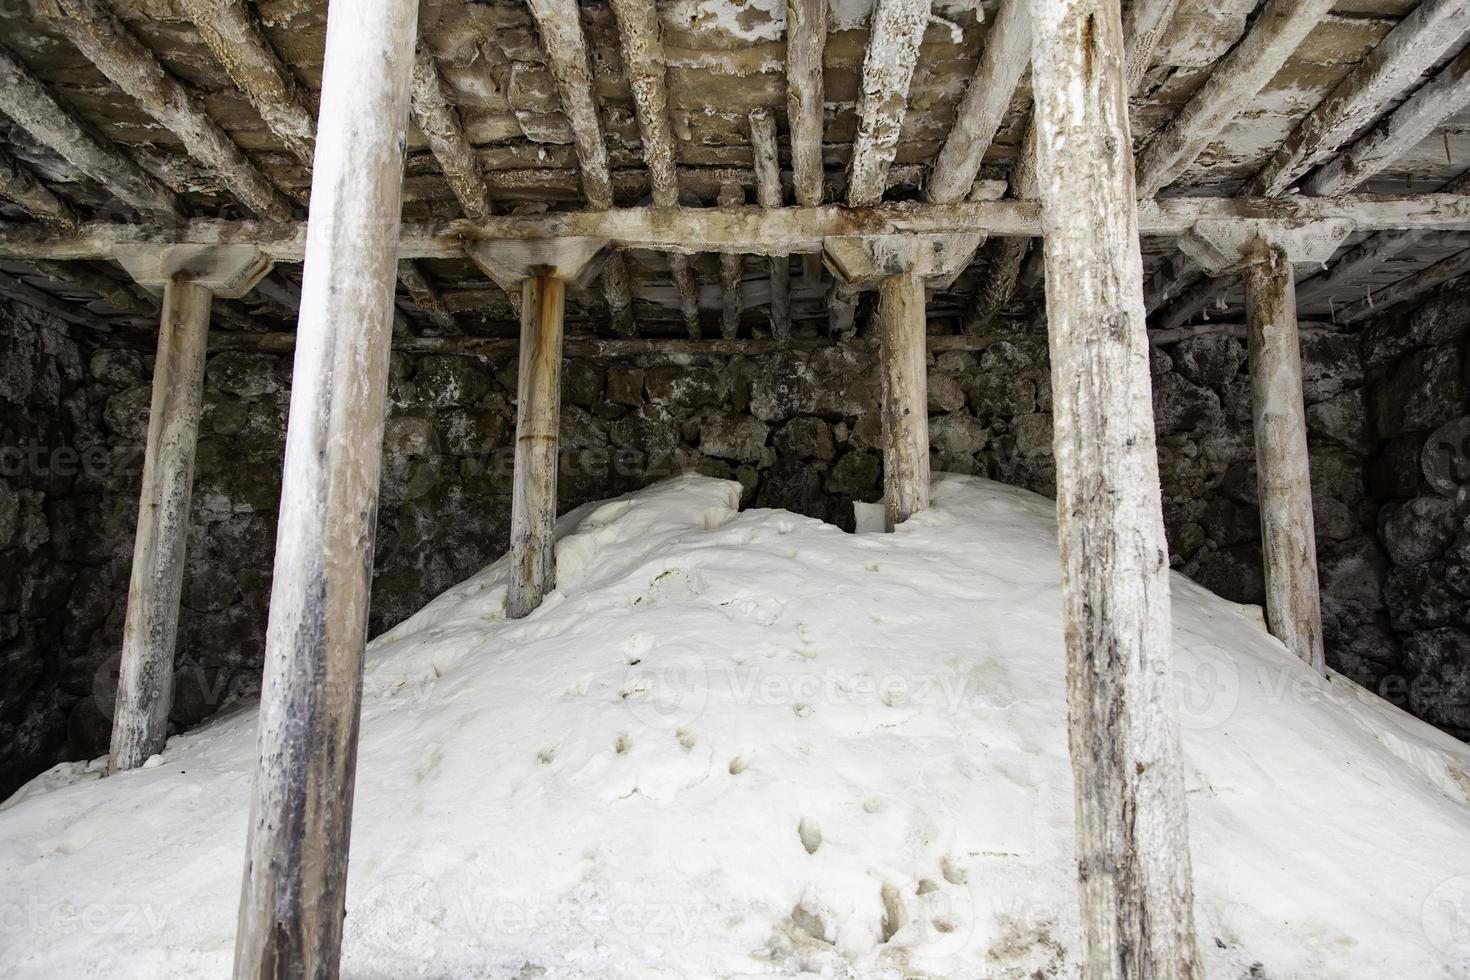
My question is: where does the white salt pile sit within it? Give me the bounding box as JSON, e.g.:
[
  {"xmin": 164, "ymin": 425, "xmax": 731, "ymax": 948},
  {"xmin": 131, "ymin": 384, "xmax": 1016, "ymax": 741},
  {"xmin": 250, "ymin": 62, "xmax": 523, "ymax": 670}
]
[{"xmin": 3, "ymin": 474, "xmax": 1468, "ymax": 978}]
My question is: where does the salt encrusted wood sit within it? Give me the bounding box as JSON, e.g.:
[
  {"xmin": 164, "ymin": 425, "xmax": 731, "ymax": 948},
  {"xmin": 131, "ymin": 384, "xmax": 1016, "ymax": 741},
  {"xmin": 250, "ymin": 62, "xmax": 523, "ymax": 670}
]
[
  {"xmin": 395, "ymin": 259, "xmax": 457, "ymax": 332},
  {"xmin": 1249, "ymin": 0, "xmax": 1470, "ymax": 198},
  {"xmin": 1340, "ymin": 243, "xmax": 1470, "ymax": 322},
  {"xmin": 1244, "ymin": 241, "xmax": 1327, "ymax": 675},
  {"xmin": 0, "ymin": 268, "xmax": 106, "ymax": 327},
  {"xmin": 232, "ymin": 0, "xmax": 419, "ymax": 972},
  {"xmin": 750, "ymin": 108, "xmax": 791, "ymax": 339},
  {"xmin": 785, "ymin": 0, "xmax": 827, "ymax": 213},
  {"xmin": 876, "ymin": 271, "xmax": 929, "ymax": 529},
  {"xmin": 181, "ymin": 0, "xmax": 317, "ymax": 167},
  {"xmin": 846, "ymin": 0, "xmax": 932, "ymax": 207},
  {"xmin": 1305, "ymin": 43, "xmax": 1470, "ymax": 198},
  {"xmin": 1134, "ymin": 0, "xmax": 1336, "ymax": 198},
  {"xmin": 0, "ymin": 147, "xmax": 76, "ymax": 230},
  {"xmin": 108, "ymin": 277, "xmax": 211, "ymax": 773},
  {"xmin": 11, "ymin": 195, "xmax": 1470, "ymax": 263},
  {"xmin": 927, "ymin": 0, "xmax": 1030, "ymax": 205},
  {"xmin": 607, "ymin": 0, "xmax": 697, "ymax": 337},
  {"xmin": 411, "ymin": 44, "xmax": 494, "ymax": 224},
  {"xmin": 27, "ymin": 260, "xmax": 156, "ymax": 316},
  {"xmin": 1029, "ymin": 0, "xmax": 1202, "ymax": 975},
  {"xmin": 35, "ymin": 0, "xmax": 295, "ymax": 221},
  {"xmin": 968, "ymin": 0, "xmax": 1178, "ymax": 331},
  {"xmin": 524, "ymin": 0, "xmax": 636, "ymax": 336},
  {"xmin": 718, "ymin": 180, "xmax": 745, "ymax": 339},
  {"xmin": 508, "ymin": 275, "xmax": 566, "ymax": 619},
  {"xmin": 0, "ymin": 45, "xmax": 184, "ymax": 225}
]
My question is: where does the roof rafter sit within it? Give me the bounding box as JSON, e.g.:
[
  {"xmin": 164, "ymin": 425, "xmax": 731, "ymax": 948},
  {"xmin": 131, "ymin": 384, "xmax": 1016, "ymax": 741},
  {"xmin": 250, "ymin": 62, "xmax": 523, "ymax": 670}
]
[
  {"xmin": 0, "ymin": 145, "xmax": 76, "ymax": 230},
  {"xmin": 34, "ymin": 0, "xmax": 294, "ymax": 220},
  {"xmin": 1134, "ymin": 0, "xmax": 1335, "ymax": 198},
  {"xmin": 525, "ymin": 0, "xmax": 636, "ymax": 335},
  {"xmin": 0, "ymin": 43, "xmax": 183, "ymax": 224},
  {"xmin": 1248, "ymin": 0, "xmax": 1470, "ymax": 197},
  {"xmin": 846, "ymin": 0, "xmax": 932, "ymax": 207}
]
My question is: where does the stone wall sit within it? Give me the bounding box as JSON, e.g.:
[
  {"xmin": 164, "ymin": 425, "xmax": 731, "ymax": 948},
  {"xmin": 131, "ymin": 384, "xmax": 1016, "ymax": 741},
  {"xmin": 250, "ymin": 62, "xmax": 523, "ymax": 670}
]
[
  {"xmin": 1362, "ymin": 282, "xmax": 1470, "ymax": 739},
  {"xmin": 0, "ymin": 297, "xmax": 1446, "ymax": 796}
]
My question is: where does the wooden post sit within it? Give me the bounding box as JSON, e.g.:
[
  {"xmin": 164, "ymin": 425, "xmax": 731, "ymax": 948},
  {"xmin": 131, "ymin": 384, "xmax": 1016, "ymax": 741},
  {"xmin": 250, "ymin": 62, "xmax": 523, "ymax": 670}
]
[
  {"xmin": 1028, "ymin": 0, "xmax": 1201, "ymax": 977},
  {"xmin": 1243, "ymin": 243, "xmax": 1327, "ymax": 675},
  {"xmin": 877, "ymin": 272, "xmax": 929, "ymax": 530},
  {"xmin": 108, "ymin": 277, "xmax": 210, "ymax": 772},
  {"xmin": 508, "ymin": 274, "xmax": 566, "ymax": 618},
  {"xmin": 232, "ymin": 0, "xmax": 418, "ymax": 971}
]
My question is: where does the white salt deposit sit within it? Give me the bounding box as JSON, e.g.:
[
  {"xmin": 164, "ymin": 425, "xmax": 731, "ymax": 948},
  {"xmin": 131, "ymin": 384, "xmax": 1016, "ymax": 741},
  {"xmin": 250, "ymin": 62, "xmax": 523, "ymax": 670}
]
[{"xmin": 2, "ymin": 474, "xmax": 1469, "ymax": 978}]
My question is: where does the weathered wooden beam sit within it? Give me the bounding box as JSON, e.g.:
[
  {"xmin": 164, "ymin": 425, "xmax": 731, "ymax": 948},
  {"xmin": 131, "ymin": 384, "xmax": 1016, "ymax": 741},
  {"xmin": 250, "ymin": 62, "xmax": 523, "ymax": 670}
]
[
  {"xmin": 0, "ymin": 268, "xmax": 105, "ymax": 328},
  {"xmin": 967, "ymin": 0, "xmax": 1177, "ymax": 328},
  {"xmin": 197, "ymin": 331, "xmax": 1005, "ymax": 356},
  {"xmin": 847, "ymin": 0, "xmax": 932, "ymax": 206},
  {"xmin": 38, "ymin": 0, "xmax": 295, "ymax": 221},
  {"xmin": 395, "ymin": 259, "xmax": 456, "ymax": 331},
  {"xmin": 525, "ymin": 0, "xmax": 635, "ymax": 337},
  {"xmin": 1030, "ymin": 0, "xmax": 1201, "ymax": 975},
  {"xmin": 785, "ymin": 0, "xmax": 827, "ymax": 213},
  {"xmin": 1135, "ymin": 0, "xmax": 1336, "ymax": 198},
  {"xmin": 181, "ymin": 0, "xmax": 317, "ymax": 167},
  {"xmin": 26, "ymin": 260, "xmax": 157, "ymax": 315},
  {"xmin": 108, "ymin": 277, "xmax": 211, "ymax": 773},
  {"xmin": 411, "ymin": 43, "xmax": 494, "ymax": 223},
  {"xmin": 1120, "ymin": 0, "xmax": 1183, "ymax": 98},
  {"xmin": 669, "ymin": 253, "xmax": 701, "ymax": 338},
  {"xmin": 0, "ymin": 43, "xmax": 184, "ymax": 224},
  {"xmin": 750, "ymin": 108, "xmax": 791, "ymax": 339},
  {"xmin": 876, "ymin": 271, "xmax": 928, "ymax": 529},
  {"xmin": 1249, "ymin": 0, "xmax": 1470, "ymax": 198},
  {"xmin": 6, "ymin": 194, "xmax": 1470, "ymax": 261},
  {"xmin": 1295, "ymin": 171, "xmax": 1470, "ymax": 308},
  {"xmin": 718, "ymin": 180, "xmax": 745, "ymax": 338},
  {"xmin": 609, "ymin": 0, "xmax": 679, "ymax": 208},
  {"xmin": 0, "ymin": 146, "xmax": 77, "ymax": 230},
  {"xmin": 232, "ymin": 0, "xmax": 419, "ymax": 972},
  {"xmin": 1304, "ymin": 44, "xmax": 1470, "ymax": 198},
  {"xmin": 1243, "ymin": 241, "xmax": 1326, "ymax": 675},
  {"xmin": 927, "ymin": 0, "xmax": 1030, "ymax": 204},
  {"xmin": 1339, "ymin": 245, "xmax": 1470, "ymax": 323},
  {"xmin": 1150, "ymin": 271, "xmax": 1226, "ymax": 331},
  {"xmin": 508, "ymin": 274, "xmax": 566, "ymax": 619}
]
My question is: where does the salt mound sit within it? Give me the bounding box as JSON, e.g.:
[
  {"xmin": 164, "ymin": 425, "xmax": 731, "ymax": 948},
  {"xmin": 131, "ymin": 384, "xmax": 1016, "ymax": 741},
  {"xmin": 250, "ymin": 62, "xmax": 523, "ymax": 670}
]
[{"xmin": 3, "ymin": 474, "xmax": 1469, "ymax": 978}]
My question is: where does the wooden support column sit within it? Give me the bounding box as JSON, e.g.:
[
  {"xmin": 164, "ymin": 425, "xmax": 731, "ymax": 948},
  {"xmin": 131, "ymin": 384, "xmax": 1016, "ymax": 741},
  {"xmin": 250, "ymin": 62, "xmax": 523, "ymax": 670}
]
[
  {"xmin": 510, "ymin": 274, "xmax": 566, "ymax": 619},
  {"xmin": 825, "ymin": 234, "xmax": 970, "ymax": 527},
  {"xmin": 464, "ymin": 237, "xmax": 609, "ymax": 618},
  {"xmin": 1243, "ymin": 242, "xmax": 1326, "ymax": 675},
  {"xmin": 106, "ymin": 244, "xmax": 273, "ymax": 772},
  {"xmin": 232, "ymin": 0, "xmax": 418, "ymax": 970},
  {"xmin": 876, "ymin": 271, "xmax": 928, "ymax": 529},
  {"xmin": 1028, "ymin": 0, "xmax": 1201, "ymax": 976},
  {"xmin": 107, "ymin": 279, "xmax": 210, "ymax": 771}
]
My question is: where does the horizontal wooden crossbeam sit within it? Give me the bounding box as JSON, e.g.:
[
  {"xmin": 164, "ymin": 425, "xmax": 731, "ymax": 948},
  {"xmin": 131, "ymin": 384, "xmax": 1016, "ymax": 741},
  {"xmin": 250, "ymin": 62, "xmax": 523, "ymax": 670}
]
[{"xmin": 2, "ymin": 194, "xmax": 1468, "ymax": 262}]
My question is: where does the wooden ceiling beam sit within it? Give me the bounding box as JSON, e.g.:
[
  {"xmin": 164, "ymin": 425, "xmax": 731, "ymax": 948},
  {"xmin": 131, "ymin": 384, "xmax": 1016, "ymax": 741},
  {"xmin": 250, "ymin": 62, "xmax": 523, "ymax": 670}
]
[
  {"xmin": 1304, "ymin": 43, "xmax": 1470, "ymax": 198},
  {"xmin": 1134, "ymin": 0, "xmax": 1336, "ymax": 198},
  {"xmin": 1338, "ymin": 245, "xmax": 1470, "ymax": 323},
  {"xmin": 846, "ymin": 0, "xmax": 931, "ymax": 207},
  {"xmin": 0, "ymin": 145, "xmax": 77, "ymax": 230},
  {"xmin": 525, "ymin": 0, "xmax": 635, "ymax": 336},
  {"xmin": 410, "ymin": 44, "xmax": 494, "ymax": 223},
  {"xmin": 750, "ymin": 107, "xmax": 791, "ymax": 339},
  {"xmin": 0, "ymin": 43, "xmax": 184, "ymax": 224},
  {"xmin": 5, "ymin": 194, "xmax": 1470, "ymax": 261},
  {"xmin": 927, "ymin": 0, "xmax": 1030, "ymax": 205},
  {"xmin": 1248, "ymin": 0, "xmax": 1470, "ymax": 197},
  {"xmin": 36, "ymin": 0, "xmax": 294, "ymax": 220}
]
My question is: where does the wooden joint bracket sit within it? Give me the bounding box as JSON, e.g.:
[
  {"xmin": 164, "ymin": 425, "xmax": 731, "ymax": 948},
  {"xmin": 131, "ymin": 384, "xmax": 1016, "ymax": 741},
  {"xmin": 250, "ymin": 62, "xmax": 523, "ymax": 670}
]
[
  {"xmin": 463, "ymin": 237, "xmax": 610, "ymax": 293},
  {"xmin": 1177, "ymin": 219, "xmax": 1355, "ymax": 277},
  {"xmin": 113, "ymin": 244, "xmax": 274, "ymax": 298},
  {"xmin": 822, "ymin": 234, "xmax": 983, "ymax": 290}
]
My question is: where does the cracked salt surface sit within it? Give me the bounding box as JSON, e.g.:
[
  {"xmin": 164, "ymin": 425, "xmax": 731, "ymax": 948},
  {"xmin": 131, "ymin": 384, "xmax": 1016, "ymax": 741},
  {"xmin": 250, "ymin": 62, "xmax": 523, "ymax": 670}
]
[{"xmin": 2, "ymin": 474, "xmax": 1469, "ymax": 978}]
